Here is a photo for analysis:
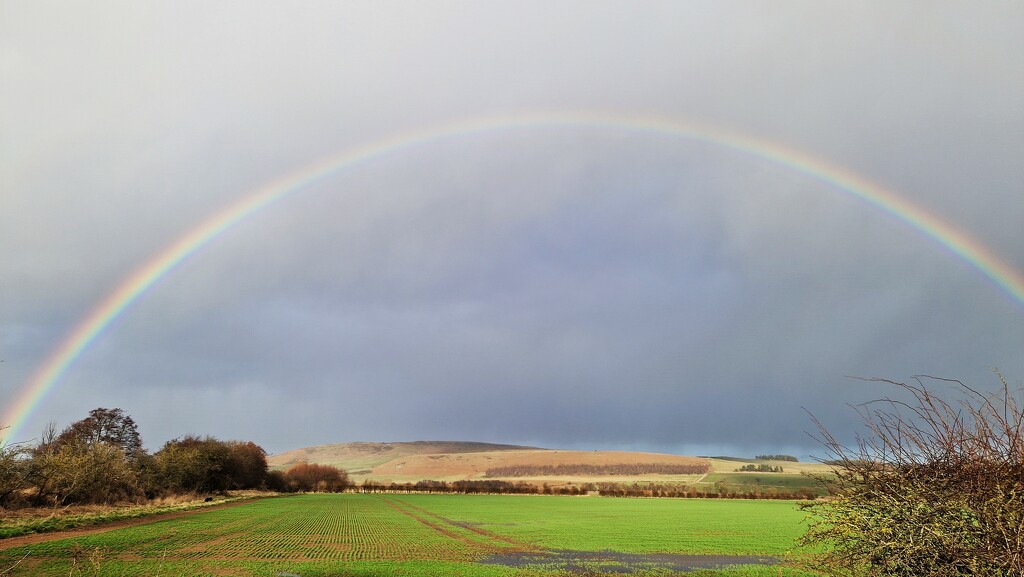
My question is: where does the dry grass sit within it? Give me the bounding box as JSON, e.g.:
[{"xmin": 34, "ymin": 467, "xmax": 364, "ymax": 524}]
[
  {"xmin": 0, "ymin": 490, "xmax": 276, "ymax": 521},
  {"xmin": 0, "ymin": 491, "xmax": 279, "ymax": 540},
  {"xmin": 705, "ymin": 457, "xmax": 835, "ymax": 475},
  {"xmin": 268, "ymin": 441, "xmax": 835, "ymax": 487},
  {"xmin": 267, "ymin": 441, "xmax": 539, "ymax": 472},
  {"xmin": 367, "ymin": 449, "xmax": 709, "ymax": 481}
]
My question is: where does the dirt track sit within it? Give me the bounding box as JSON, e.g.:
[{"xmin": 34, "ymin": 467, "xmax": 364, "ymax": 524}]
[{"xmin": 0, "ymin": 499, "xmax": 258, "ymax": 551}]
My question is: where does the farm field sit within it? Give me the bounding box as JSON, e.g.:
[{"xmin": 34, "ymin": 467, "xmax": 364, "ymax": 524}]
[
  {"xmin": 268, "ymin": 442, "xmax": 713, "ymax": 485},
  {"xmin": 699, "ymin": 473, "xmax": 825, "ymax": 496},
  {"xmin": 0, "ymin": 494, "xmax": 820, "ymax": 576},
  {"xmin": 266, "ymin": 442, "xmax": 834, "ymax": 497}
]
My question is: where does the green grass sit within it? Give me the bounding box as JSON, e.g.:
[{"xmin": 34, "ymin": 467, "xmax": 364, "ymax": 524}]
[
  {"xmin": 0, "ymin": 494, "xmax": 821, "ymax": 576},
  {"xmin": 699, "ymin": 473, "xmax": 828, "ymax": 496},
  {"xmin": 0, "ymin": 495, "xmax": 254, "ymax": 539},
  {"xmin": 396, "ymin": 494, "xmax": 807, "ymax": 555}
]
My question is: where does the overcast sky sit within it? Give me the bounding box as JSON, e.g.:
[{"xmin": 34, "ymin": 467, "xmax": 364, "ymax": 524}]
[{"xmin": 3, "ymin": 2, "xmax": 1022, "ymax": 458}]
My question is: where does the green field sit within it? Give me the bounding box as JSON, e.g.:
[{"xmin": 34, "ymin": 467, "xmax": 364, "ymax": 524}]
[
  {"xmin": 698, "ymin": 473, "xmax": 827, "ymax": 496},
  {"xmin": 0, "ymin": 494, "xmax": 820, "ymax": 576}
]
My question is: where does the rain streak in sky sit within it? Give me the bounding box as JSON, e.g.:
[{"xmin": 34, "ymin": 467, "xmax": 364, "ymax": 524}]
[{"xmin": 2, "ymin": 2, "xmax": 1023, "ymax": 458}]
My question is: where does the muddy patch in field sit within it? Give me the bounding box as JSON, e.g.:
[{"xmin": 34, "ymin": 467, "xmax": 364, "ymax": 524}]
[{"xmin": 480, "ymin": 550, "xmax": 778, "ymax": 573}]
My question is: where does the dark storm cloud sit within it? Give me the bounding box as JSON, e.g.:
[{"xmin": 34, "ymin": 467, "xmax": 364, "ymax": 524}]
[{"xmin": 2, "ymin": 2, "xmax": 1022, "ymax": 457}]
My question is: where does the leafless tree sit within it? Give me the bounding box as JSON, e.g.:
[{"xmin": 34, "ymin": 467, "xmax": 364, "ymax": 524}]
[{"xmin": 0, "ymin": 426, "xmax": 28, "ymax": 507}]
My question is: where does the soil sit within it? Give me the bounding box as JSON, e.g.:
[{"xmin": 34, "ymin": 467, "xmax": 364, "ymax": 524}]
[
  {"xmin": 480, "ymin": 550, "xmax": 779, "ymax": 573},
  {"xmin": 0, "ymin": 499, "xmax": 258, "ymax": 551}
]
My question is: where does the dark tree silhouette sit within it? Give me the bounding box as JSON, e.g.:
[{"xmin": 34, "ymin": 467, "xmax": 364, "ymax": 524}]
[
  {"xmin": 222, "ymin": 441, "xmax": 268, "ymax": 490},
  {"xmin": 284, "ymin": 462, "xmax": 348, "ymax": 492},
  {"xmin": 56, "ymin": 408, "xmax": 143, "ymax": 458}
]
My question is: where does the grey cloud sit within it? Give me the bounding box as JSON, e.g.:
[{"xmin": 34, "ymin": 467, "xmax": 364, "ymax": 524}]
[{"xmin": 3, "ymin": 2, "xmax": 1022, "ymax": 457}]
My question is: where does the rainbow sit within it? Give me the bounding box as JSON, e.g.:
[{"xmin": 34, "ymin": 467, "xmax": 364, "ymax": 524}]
[{"xmin": 3, "ymin": 111, "xmax": 1023, "ymax": 444}]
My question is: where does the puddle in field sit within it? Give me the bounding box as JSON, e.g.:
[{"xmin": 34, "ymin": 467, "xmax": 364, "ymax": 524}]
[{"xmin": 480, "ymin": 550, "xmax": 778, "ymax": 573}]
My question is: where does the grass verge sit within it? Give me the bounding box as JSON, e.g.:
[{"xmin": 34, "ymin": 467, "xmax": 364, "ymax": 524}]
[{"xmin": 0, "ymin": 491, "xmax": 273, "ymax": 539}]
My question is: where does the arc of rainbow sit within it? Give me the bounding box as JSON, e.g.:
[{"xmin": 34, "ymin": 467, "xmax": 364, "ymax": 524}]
[{"xmin": 4, "ymin": 111, "xmax": 1023, "ymax": 444}]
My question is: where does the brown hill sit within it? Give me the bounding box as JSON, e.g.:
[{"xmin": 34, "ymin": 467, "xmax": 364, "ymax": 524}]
[
  {"xmin": 368, "ymin": 449, "xmax": 709, "ymax": 480},
  {"xmin": 268, "ymin": 441, "xmax": 711, "ymax": 484},
  {"xmin": 267, "ymin": 441, "xmax": 541, "ymax": 474}
]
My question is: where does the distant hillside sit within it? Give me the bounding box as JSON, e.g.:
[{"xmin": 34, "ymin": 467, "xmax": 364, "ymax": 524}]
[
  {"xmin": 267, "ymin": 441, "xmax": 711, "ymax": 484},
  {"xmin": 268, "ymin": 441, "xmax": 543, "ymax": 474}
]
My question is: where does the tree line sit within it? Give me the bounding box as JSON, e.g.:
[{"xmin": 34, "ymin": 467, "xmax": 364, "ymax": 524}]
[
  {"xmin": 735, "ymin": 464, "xmax": 784, "ymax": 473},
  {"xmin": 350, "ymin": 478, "xmax": 816, "ymax": 499},
  {"xmin": 753, "ymin": 454, "xmax": 798, "ymax": 462},
  {"xmin": 483, "ymin": 462, "xmax": 710, "ymax": 477},
  {"xmin": 594, "ymin": 481, "xmax": 817, "ymax": 500},
  {"xmin": 0, "ymin": 408, "xmax": 347, "ymax": 507},
  {"xmin": 267, "ymin": 462, "xmax": 348, "ymax": 493},
  {"xmin": 359, "ymin": 479, "xmax": 542, "ymax": 494}
]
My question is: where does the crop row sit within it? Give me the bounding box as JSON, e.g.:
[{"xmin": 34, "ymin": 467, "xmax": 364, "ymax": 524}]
[
  {"xmin": 0, "ymin": 493, "xmax": 815, "ymax": 576},
  {"xmin": 2, "ymin": 495, "xmax": 489, "ymax": 564}
]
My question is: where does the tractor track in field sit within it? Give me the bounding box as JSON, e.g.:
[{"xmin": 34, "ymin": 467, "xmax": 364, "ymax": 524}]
[
  {"xmin": 378, "ymin": 496, "xmax": 482, "ymax": 549},
  {"xmin": 377, "ymin": 496, "xmax": 539, "ymax": 554},
  {"xmin": 0, "ymin": 499, "xmax": 261, "ymax": 551},
  {"xmin": 396, "ymin": 499, "xmax": 540, "ymax": 551},
  {"xmin": 375, "ymin": 497, "xmax": 781, "ymax": 573}
]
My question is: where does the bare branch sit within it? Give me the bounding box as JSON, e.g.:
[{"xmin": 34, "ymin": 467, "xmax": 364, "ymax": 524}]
[{"xmin": 801, "ymin": 372, "xmax": 1024, "ymax": 576}]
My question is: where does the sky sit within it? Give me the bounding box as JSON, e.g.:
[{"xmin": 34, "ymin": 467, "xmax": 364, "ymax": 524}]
[{"xmin": 2, "ymin": 2, "xmax": 1023, "ymax": 459}]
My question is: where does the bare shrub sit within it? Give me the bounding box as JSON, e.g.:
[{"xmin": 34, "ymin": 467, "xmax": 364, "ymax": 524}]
[
  {"xmin": 0, "ymin": 426, "xmax": 28, "ymax": 508},
  {"xmin": 800, "ymin": 374, "xmax": 1024, "ymax": 576}
]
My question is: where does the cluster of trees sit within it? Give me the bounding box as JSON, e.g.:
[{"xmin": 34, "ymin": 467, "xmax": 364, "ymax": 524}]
[
  {"xmin": 358, "ymin": 479, "xmax": 541, "ymax": 494},
  {"xmin": 268, "ymin": 462, "xmax": 348, "ymax": 493},
  {"xmin": 801, "ymin": 375, "xmax": 1024, "ymax": 576},
  {"xmin": 754, "ymin": 454, "xmax": 798, "ymax": 462},
  {"xmin": 735, "ymin": 463, "xmax": 784, "ymax": 473},
  {"xmin": 0, "ymin": 409, "xmax": 355, "ymax": 507},
  {"xmin": 594, "ymin": 481, "xmax": 817, "ymax": 500},
  {"xmin": 484, "ymin": 462, "xmax": 710, "ymax": 477},
  {"xmin": 0, "ymin": 430, "xmax": 29, "ymax": 507},
  {"xmin": 0, "ymin": 408, "xmax": 273, "ymax": 507}
]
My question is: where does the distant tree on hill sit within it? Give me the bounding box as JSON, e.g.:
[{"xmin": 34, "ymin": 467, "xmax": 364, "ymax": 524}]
[
  {"xmin": 736, "ymin": 464, "xmax": 783, "ymax": 473},
  {"xmin": 754, "ymin": 454, "xmax": 798, "ymax": 462}
]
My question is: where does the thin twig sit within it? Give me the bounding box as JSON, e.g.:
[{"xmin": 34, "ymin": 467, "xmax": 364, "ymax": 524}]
[{"xmin": 0, "ymin": 552, "xmax": 29, "ymax": 576}]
